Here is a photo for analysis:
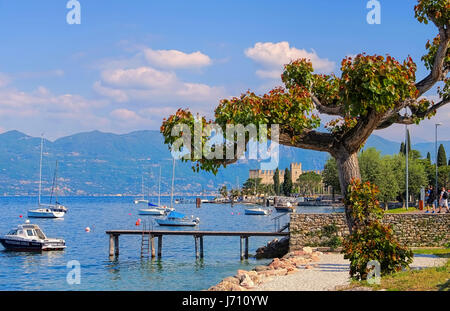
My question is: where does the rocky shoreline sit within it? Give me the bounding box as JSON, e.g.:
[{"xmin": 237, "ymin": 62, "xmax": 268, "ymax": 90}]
[{"xmin": 208, "ymin": 246, "xmax": 323, "ymax": 291}]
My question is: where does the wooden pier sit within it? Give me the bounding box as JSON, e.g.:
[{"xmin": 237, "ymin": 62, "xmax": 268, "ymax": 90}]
[{"xmin": 106, "ymin": 230, "xmax": 289, "ymax": 260}]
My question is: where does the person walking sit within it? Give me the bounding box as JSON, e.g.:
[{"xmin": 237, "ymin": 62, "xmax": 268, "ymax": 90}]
[
  {"xmin": 425, "ymin": 185, "xmax": 436, "ymax": 213},
  {"xmin": 438, "ymin": 186, "xmax": 450, "ymax": 214}
]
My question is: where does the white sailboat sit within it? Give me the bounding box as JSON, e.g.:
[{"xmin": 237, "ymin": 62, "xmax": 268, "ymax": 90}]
[
  {"xmin": 28, "ymin": 137, "xmax": 66, "ymax": 219},
  {"xmin": 134, "ymin": 175, "xmax": 149, "ymax": 204}
]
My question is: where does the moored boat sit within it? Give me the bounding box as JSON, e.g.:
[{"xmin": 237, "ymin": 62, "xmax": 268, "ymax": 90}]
[
  {"xmin": 155, "ymin": 211, "xmax": 200, "ymax": 227},
  {"xmin": 28, "ymin": 208, "xmax": 65, "ymax": 218},
  {"xmin": 274, "ymin": 200, "xmax": 295, "ymax": 212},
  {"xmin": 0, "ymin": 221, "xmax": 66, "ymax": 252},
  {"xmin": 244, "ymin": 207, "xmax": 271, "ymax": 215}
]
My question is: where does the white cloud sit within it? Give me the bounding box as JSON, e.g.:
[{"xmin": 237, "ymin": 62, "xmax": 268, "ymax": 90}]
[
  {"xmin": 95, "ymin": 66, "xmax": 225, "ymax": 104},
  {"xmin": 245, "ymin": 41, "xmax": 335, "ymax": 79},
  {"xmin": 143, "ymin": 48, "xmax": 212, "ymax": 69}
]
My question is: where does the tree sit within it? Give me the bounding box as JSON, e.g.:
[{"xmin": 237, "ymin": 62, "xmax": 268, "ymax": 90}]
[
  {"xmin": 160, "ymin": 2, "xmax": 450, "ymax": 232},
  {"xmin": 296, "ymin": 171, "xmax": 322, "ymax": 196},
  {"xmin": 273, "ymin": 168, "xmax": 281, "ymax": 195},
  {"xmin": 322, "ymin": 157, "xmax": 341, "ymax": 201},
  {"xmin": 242, "ymin": 178, "xmax": 262, "ymax": 195},
  {"xmin": 282, "ymin": 168, "xmax": 293, "ymax": 196},
  {"xmin": 392, "ymin": 154, "xmax": 428, "ymax": 203},
  {"xmin": 437, "ymin": 144, "xmax": 447, "ymax": 167},
  {"xmin": 219, "ymin": 185, "xmax": 228, "ymax": 199},
  {"xmin": 399, "ymin": 142, "xmax": 406, "ymax": 154},
  {"xmin": 438, "ymin": 165, "xmax": 450, "ymax": 188},
  {"xmin": 426, "ymin": 151, "xmax": 432, "ymax": 164}
]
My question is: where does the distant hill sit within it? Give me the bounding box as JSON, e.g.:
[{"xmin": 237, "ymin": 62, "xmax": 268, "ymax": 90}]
[{"xmin": 0, "ymin": 129, "xmax": 448, "ymax": 195}]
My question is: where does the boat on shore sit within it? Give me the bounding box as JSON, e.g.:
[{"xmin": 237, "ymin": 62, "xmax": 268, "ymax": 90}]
[
  {"xmin": 244, "ymin": 207, "xmax": 272, "ymax": 215},
  {"xmin": 155, "ymin": 211, "xmax": 200, "ymax": 227},
  {"xmin": 0, "ymin": 221, "xmax": 66, "ymax": 252}
]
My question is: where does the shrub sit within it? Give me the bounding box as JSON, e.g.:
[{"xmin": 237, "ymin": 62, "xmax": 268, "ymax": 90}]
[{"xmin": 342, "ymin": 179, "xmax": 413, "ymax": 280}]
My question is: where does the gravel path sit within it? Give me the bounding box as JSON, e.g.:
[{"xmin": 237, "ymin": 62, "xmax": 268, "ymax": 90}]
[{"xmin": 253, "ymin": 253, "xmax": 447, "ymax": 291}]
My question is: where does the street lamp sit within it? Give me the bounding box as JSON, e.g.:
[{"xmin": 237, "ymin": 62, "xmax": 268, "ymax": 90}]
[
  {"xmin": 405, "ymin": 124, "xmax": 409, "ymax": 210},
  {"xmin": 435, "ymin": 123, "xmax": 442, "ymax": 209}
]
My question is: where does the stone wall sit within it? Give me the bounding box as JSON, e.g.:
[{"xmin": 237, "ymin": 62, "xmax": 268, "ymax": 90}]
[{"xmin": 289, "ymin": 213, "xmax": 450, "ymax": 250}]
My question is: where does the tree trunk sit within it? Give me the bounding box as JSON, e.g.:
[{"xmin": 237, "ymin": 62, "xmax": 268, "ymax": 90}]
[{"xmin": 334, "ymin": 150, "xmax": 361, "ymax": 233}]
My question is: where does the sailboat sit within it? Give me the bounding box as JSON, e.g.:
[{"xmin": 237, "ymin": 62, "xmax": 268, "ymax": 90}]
[
  {"xmin": 139, "ymin": 166, "xmax": 172, "ymax": 215},
  {"xmin": 155, "ymin": 158, "xmax": 200, "ymax": 226},
  {"xmin": 134, "ymin": 175, "xmax": 149, "ymax": 204},
  {"xmin": 28, "ymin": 137, "xmax": 67, "ymax": 219}
]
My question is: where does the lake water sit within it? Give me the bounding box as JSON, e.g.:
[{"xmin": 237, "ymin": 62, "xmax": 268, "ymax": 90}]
[{"xmin": 0, "ymin": 196, "xmax": 344, "ymax": 291}]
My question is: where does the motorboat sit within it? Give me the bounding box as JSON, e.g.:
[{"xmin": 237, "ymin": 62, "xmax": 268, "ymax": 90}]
[
  {"xmin": 245, "ymin": 207, "xmax": 272, "ymax": 215},
  {"xmin": 155, "ymin": 211, "xmax": 200, "ymax": 227},
  {"xmin": 0, "ymin": 221, "xmax": 66, "ymax": 252},
  {"xmin": 274, "ymin": 200, "xmax": 295, "ymax": 212}
]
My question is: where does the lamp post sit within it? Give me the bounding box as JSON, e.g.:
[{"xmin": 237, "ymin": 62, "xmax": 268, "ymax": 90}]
[
  {"xmin": 405, "ymin": 124, "xmax": 409, "ymax": 210},
  {"xmin": 435, "ymin": 123, "xmax": 442, "ymax": 209}
]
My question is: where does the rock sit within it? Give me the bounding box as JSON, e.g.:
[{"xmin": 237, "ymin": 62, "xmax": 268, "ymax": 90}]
[
  {"xmin": 239, "ymin": 274, "xmax": 255, "ymax": 289},
  {"xmin": 222, "ymin": 276, "xmax": 240, "ymax": 285},
  {"xmin": 253, "ymin": 265, "xmax": 270, "ymax": 272},
  {"xmin": 209, "ymin": 281, "xmax": 246, "ymax": 291},
  {"xmin": 302, "ymin": 246, "xmax": 313, "ymax": 254},
  {"xmin": 255, "ymin": 237, "xmax": 290, "ymax": 259}
]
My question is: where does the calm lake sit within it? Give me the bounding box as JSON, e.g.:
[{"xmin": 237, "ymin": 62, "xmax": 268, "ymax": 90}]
[{"xmin": 0, "ymin": 196, "xmax": 344, "ymax": 290}]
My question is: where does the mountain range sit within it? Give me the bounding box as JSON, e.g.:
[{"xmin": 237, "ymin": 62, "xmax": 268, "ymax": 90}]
[{"xmin": 0, "ymin": 130, "xmax": 448, "ymax": 196}]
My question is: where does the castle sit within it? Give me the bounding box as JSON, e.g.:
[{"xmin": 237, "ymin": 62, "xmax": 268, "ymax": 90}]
[{"xmin": 249, "ymin": 163, "xmax": 320, "ymax": 184}]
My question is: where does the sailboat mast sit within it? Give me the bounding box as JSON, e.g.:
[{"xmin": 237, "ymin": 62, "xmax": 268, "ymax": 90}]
[
  {"xmin": 170, "ymin": 158, "xmax": 175, "ymax": 209},
  {"xmin": 158, "ymin": 165, "xmax": 161, "ymax": 206},
  {"xmin": 38, "ymin": 136, "xmax": 43, "ymax": 206}
]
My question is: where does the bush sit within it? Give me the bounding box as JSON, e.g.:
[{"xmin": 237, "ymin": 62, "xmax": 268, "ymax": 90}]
[{"xmin": 342, "ymin": 179, "xmax": 413, "ymax": 280}]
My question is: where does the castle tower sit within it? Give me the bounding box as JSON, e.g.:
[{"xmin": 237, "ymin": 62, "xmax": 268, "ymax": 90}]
[{"xmin": 290, "ymin": 162, "xmax": 302, "ymax": 183}]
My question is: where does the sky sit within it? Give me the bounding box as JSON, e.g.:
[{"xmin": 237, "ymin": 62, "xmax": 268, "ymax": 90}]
[{"xmin": 0, "ymin": 0, "xmax": 448, "ymax": 143}]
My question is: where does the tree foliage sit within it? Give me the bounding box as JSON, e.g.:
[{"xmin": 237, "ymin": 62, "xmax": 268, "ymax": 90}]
[
  {"xmin": 342, "ymin": 179, "xmax": 413, "ymax": 280},
  {"xmin": 437, "ymin": 143, "xmax": 447, "ymax": 166},
  {"xmin": 273, "ymin": 168, "xmax": 281, "ymax": 195},
  {"xmin": 282, "ymin": 168, "xmax": 293, "ymax": 196},
  {"xmin": 296, "ymin": 171, "xmax": 322, "ymax": 196}
]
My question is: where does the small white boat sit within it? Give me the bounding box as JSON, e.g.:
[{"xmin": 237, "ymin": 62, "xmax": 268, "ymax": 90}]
[
  {"xmin": 0, "ymin": 221, "xmax": 66, "ymax": 252},
  {"xmin": 155, "ymin": 211, "xmax": 200, "ymax": 227},
  {"xmin": 245, "ymin": 207, "xmax": 271, "ymax": 215},
  {"xmin": 28, "ymin": 208, "xmax": 65, "ymax": 218},
  {"xmin": 138, "ymin": 208, "xmax": 166, "ymax": 216},
  {"xmin": 274, "ymin": 200, "xmax": 295, "ymax": 212}
]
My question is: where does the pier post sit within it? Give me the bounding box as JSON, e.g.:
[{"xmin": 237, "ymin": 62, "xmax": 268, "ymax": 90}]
[
  {"xmin": 240, "ymin": 236, "xmax": 244, "ymax": 260},
  {"xmin": 109, "ymin": 234, "xmax": 115, "ymax": 257},
  {"xmin": 157, "ymin": 235, "xmax": 162, "ymax": 258},
  {"xmin": 194, "ymin": 236, "xmax": 199, "ymax": 259},
  {"xmin": 199, "ymin": 236, "xmax": 204, "ymax": 259},
  {"xmin": 244, "ymin": 236, "xmax": 249, "ymax": 259},
  {"xmin": 114, "ymin": 235, "xmax": 119, "ymax": 257},
  {"xmin": 151, "ymin": 235, "xmax": 155, "ymax": 258}
]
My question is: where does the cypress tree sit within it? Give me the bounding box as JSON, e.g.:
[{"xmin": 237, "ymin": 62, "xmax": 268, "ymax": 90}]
[
  {"xmin": 400, "ymin": 142, "xmax": 405, "ymax": 154},
  {"xmin": 426, "ymin": 152, "xmax": 431, "ymax": 164},
  {"xmin": 282, "ymin": 168, "xmax": 293, "ymax": 196},
  {"xmin": 437, "ymin": 144, "xmax": 447, "ymax": 167},
  {"xmin": 273, "ymin": 168, "xmax": 280, "ymax": 195}
]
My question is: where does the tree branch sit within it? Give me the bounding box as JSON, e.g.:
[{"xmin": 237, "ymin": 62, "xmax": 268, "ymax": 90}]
[
  {"xmin": 311, "ymin": 94, "xmax": 343, "ymax": 116},
  {"xmin": 278, "ymin": 129, "xmax": 335, "ymax": 153},
  {"xmin": 415, "ymin": 25, "xmax": 450, "ymax": 96}
]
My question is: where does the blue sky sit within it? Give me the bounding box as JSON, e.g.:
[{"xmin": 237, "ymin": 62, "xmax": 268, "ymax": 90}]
[{"xmin": 0, "ymin": 0, "xmax": 448, "ymax": 142}]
